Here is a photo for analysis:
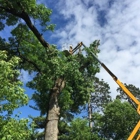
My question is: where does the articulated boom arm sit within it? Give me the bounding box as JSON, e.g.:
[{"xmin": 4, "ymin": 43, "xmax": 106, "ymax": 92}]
[
  {"xmin": 72, "ymin": 42, "xmax": 140, "ymax": 114},
  {"xmin": 93, "ymin": 57, "xmax": 140, "ymax": 114},
  {"xmin": 72, "ymin": 42, "xmax": 140, "ymax": 140},
  {"xmin": 71, "ymin": 42, "xmax": 83, "ymax": 54}
]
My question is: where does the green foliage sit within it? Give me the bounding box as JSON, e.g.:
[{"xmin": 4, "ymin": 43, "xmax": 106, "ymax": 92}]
[
  {"xmin": 0, "ymin": 115, "xmax": 31, "ymax": 140},
  {"xmin": 116, "ymin": 83, "xmax": 140, "ymax": 110},
  {"xmin": 26, "ymin": 41, "xmax": 100, "ymax": 117},
  {"xmin": 0, "ymin": 51, "xmax": 31, "ymax": 140},
  {"xmin": 27, "ymin": 116, "xmax": 45, "ymax": 140},
  {"xmin": 92, "ymin": 99, "xmax": 139, "ymax": 140},
  {"xmin": 26, "ymin": 41, "xmax": 101, "ymax": 138},
  {"xmin": 0, "ymin": 51, "xmax": 28, "ymax": 114},
  {"xmin": 117, "ymin": 83, "xmax": 140, "ymax": 100},
  {"xmin": 0, "ymin": 0, "xmax": 55, "ymax": 31},
  {"xmin": 91, "ymin": 77, "xmax": 112, "ymax": 111},
  {"xmin": 59, "ymin": 118, "xmax": 101, "ymax": 140}
]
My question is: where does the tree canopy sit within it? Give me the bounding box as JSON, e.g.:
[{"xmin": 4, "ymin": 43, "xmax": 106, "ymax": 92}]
[
  {"xmin": 92, "ymin": 99, "xmax": 139, "ymax": 140},
  {"xmin": 0, "ymin": 0, "xmax": 101, "ymax": 139}
]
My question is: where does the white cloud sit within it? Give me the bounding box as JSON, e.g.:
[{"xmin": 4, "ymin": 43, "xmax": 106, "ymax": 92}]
[
  {"xmin": 19, "ymin": 70, "xmax": 33, "ymax": 84},
  {"xmin": 50, "ymin": 0, "xmax": 140, "ymax": 99}
]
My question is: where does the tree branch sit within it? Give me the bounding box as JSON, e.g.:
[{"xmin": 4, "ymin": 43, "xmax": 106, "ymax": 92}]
[
  {"xmin": 16, "ymin": 41, "xmax": 42, "ymax": 74},
  {"xmin": 0, "ymin": 5, "xmax": 50, "ymax": 49},
  {"xmin": 19, "ymin": 54, "xmax": 42, "ymax": 74}
]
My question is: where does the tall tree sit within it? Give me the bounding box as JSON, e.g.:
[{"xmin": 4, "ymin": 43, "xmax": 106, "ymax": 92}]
[
  {"xmin": 92, "ymin": 99, "xmax": 139, "ymax": 140},
  {"xmin": 116, "ymin": 83, "xmax": 140, "ymax": 109},
  {"xmin": 0, "ymin": 1, "xmax": 100, "ymax": 139},
  {"xmin": 29, "ymin": 77, "xmax": 111, "ymax": 139},
  {"xmin": 90, "ymin": 77, "xmax": 112, "ymax": 112},
  {"xmin": 88, "ymin": 77, "xmax": 112, "ymax": 128},
  {"xmin": 27, "ymin": 41, "xmax": 100, "ymax": 140}
]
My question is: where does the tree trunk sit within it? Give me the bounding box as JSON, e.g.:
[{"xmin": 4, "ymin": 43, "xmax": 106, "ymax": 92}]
[
  {"xmin": 88, "ymin": 103, "xmax": 92, "ymax": 128},
  {"xmin": 45, "ymin": 78, "xmax": 65, "ymax": 140}
]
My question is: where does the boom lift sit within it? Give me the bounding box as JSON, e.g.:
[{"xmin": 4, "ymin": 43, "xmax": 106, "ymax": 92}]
[{"xmin": 71, "ymin": 42, "xmax": 140, "ymax": 140}]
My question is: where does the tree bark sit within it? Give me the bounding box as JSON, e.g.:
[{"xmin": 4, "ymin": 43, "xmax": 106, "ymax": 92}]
[
  {"xmin": 45, "ymin": 78, "xmax": 65, "ymax": 140},
  {"xmin": 88, "ymin": 103, "xmax": 92, "ymax": 128}
]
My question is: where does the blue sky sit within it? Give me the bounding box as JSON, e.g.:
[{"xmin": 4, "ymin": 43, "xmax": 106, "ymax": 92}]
[
  {"xmin": 44, "ymin": 0, "xmax": 140, "ymax": 97},
  {"xmin": 1, "ymin": 0, "xmax": 140, "ymax": 119}
]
